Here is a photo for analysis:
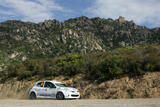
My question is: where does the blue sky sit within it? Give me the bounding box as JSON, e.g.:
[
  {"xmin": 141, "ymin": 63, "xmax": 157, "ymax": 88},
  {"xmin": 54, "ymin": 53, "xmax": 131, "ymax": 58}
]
[
  {"xmin": 52, "ymin": 0, "xmax": 93, "ymax": 21},
  {"xmin": 0, "ymin": 0, "xmax": 160, "ymax": 28}
]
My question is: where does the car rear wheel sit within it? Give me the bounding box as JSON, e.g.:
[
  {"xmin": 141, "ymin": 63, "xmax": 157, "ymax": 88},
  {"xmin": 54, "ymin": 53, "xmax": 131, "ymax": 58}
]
[
  {"xmin": 29, "ymin": 92, "xmax": 36, "ymax": 99},
  {"xmin": 56, "ymin": 92, "xmax": 64, "ymax": 100}
]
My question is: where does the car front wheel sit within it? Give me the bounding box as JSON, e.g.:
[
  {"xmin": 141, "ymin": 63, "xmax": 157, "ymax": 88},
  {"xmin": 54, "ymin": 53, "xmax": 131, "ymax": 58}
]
[{"xmin": 56, "ymin": 92, "xmax": 64, "ymax": 100}]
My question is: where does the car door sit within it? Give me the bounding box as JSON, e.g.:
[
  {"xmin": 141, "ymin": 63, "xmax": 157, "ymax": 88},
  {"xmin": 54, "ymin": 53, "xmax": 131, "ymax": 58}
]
[
  {"xmin": 43, "ymin": 82, "xmax": 57, "ymax": 98},
  {"xmin": 35, "ymin": 81, "xmax": 45, "ymax": 97}
]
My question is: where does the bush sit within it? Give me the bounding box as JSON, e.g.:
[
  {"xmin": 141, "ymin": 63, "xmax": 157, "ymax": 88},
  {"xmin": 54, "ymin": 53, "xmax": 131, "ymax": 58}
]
[
  {"xmin": 1, "ymin": 45, "xmax": 160, "ymax": 82},
  {"xmin": 17, "ymin": 70, "xmax": 32, "ymax": 80}
]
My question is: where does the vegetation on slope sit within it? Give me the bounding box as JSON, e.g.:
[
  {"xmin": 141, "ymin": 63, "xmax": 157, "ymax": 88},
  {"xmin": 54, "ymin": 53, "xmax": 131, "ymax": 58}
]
[{"xmin": 0, "ymin": 44, "xmax": 160, "ymax": 83}]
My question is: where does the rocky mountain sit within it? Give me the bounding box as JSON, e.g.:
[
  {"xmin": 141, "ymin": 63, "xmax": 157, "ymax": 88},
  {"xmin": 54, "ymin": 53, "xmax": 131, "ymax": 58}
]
[{"xmin": 0, "ymin": 16, "xmax": 160, "ymax": 68}]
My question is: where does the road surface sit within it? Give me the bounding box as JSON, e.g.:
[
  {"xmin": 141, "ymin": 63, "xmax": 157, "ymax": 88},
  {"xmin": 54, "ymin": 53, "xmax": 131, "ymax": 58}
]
[{"xmin": 0, "ymin": 98, "xmax": 159, "ymax": 107}]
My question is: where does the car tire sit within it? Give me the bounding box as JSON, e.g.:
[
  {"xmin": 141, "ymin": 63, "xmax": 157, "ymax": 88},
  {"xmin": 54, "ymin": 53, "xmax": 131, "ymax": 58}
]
[
  {"xmin": 29, "ymin": 92, "xmax": 36, "ymax": 99},
  {"xmin": 56, "ymin": 92, "xmax": 64, "ymax": 100}
]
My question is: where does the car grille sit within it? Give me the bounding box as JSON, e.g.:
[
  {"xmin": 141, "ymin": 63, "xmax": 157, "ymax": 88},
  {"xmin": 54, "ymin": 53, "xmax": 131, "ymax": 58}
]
[{"xmin": 71, "ymin": 95, "xmax": 79, "ymax": 97}]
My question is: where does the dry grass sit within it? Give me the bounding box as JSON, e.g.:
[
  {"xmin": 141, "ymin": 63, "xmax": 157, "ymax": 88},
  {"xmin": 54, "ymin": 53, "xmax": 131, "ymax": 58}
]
[{"xmin": 0, "ymin": 72, "xmax": 159, "ymax": 99}]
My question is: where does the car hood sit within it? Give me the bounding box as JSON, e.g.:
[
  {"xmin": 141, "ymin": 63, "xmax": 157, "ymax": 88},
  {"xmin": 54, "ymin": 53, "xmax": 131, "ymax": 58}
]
[{"xmin": 58, "ymin": 87, "xmax": 78, "ymax": 91}]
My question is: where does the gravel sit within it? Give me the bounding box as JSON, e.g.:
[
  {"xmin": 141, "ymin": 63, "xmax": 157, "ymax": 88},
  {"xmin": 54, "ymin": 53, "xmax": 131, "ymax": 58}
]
[{"xmin": 0, "ymin": 98, "xmax": 159, "ymax": 107}]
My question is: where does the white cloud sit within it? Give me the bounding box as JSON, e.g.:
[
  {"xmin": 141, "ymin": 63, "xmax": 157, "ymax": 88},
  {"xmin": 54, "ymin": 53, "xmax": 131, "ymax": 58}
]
[
  {"xmin": 88, "ymin": 0, "xmax": 160, "ymax": 27},
  {"xmin": 0, "ymin": 10, "xmax": 14, "ymax": 15},
  {"xmin": 0, "ymin": 0, "xmax": 64, "ymax": 22}
]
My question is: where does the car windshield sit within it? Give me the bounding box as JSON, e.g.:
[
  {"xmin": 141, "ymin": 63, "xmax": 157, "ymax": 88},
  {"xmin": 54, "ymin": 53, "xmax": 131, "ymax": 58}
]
[{"xmin": 55, "ymin": 83, "xmax": 66, "ymax": 87}]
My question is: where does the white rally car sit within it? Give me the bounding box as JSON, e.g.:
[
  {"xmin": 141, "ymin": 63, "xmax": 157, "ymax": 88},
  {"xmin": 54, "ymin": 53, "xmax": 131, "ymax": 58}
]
[{"xmin": 29, "ymin": 80, "xmax": 80, "ymax": 100}]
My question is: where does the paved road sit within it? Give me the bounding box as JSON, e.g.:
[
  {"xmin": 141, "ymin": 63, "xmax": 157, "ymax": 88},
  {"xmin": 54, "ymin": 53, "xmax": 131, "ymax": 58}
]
[{"xmin": 0, "ymin": 99, "xmax": 159, "ymax": 107}]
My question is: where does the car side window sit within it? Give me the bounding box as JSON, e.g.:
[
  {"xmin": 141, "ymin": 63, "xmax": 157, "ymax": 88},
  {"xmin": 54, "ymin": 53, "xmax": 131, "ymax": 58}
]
[
  {"xmin": 37, "ymin": 82, "xmax": 44, "ymax": 87},
  {"xmin": 44, "ymin": 82, "xmax": 56, "ymax": 88}
]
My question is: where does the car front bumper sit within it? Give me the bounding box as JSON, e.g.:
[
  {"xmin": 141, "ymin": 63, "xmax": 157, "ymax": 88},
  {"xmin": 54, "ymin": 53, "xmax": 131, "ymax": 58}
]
[{"xmin": 64, "ymin": 92, "xmax": 80, "ymax": 99}]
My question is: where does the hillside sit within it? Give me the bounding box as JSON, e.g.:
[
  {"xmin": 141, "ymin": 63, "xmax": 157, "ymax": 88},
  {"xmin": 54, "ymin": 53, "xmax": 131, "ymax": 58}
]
[
  {"xmin": 1, "ymin": 45, "xmax": 160, "ymax": 82},
  {"xmin": 0, "ymin": 43, "xmax": 160, "ymax": 99},
  {"xmin": 0, "ymin": 16, "xmax": 160, "ymax": 69},
  {"xmin": 0, "ymin": 16, "xmax": 160, "ymax": 99}
]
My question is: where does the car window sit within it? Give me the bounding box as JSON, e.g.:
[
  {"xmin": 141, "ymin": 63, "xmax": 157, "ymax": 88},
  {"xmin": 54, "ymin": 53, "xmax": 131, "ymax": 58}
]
[
  {"xmin": 44, "ymin": 82, "xmax": 56, "ymax": 88},
  {"xmin": 36, "ymin": 82, "xmax": 44, "ymax": 87},
  {"xmin": 55, "ymin": 83, "xmax": 66, "ymax": 87}
]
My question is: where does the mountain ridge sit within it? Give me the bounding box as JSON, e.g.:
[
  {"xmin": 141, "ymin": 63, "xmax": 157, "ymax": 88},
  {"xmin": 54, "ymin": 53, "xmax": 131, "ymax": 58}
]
[{"xmin": 0, "ymin": 16, "xmax": 160, "ymax": 68}]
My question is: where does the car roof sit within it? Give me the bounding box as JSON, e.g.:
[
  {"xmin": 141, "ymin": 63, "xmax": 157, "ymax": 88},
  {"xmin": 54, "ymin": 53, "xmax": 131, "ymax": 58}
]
[
  {"xmin": 36, "ymin": 80, "xmax": 62, "ymax": 84},
  {"xmin": 47, "ymin": 80, "xmax": 62, "ymax": 84}
]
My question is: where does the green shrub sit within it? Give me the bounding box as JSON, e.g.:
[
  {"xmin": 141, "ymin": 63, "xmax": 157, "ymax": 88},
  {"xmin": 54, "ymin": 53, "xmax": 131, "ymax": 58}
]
[
  {"xmin": 1, "ymin": 44, "xmax": 160, "ymax": 82},
  {"xmin": 17, "ymin": 71, "xmax": 32, "ymax": 80}
]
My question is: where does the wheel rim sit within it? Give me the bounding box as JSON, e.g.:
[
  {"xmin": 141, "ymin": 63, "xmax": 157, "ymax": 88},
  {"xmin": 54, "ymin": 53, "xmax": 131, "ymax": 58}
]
[{"xmin": 57, "ymin": 93, "xmax": 64, "ymax": 99}]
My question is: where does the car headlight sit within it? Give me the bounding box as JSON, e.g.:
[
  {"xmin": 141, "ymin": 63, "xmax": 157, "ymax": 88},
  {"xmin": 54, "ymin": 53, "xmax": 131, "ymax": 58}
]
[{"xmin": 71, "ymin": 91, "xmax": 75, "ymax": 93}]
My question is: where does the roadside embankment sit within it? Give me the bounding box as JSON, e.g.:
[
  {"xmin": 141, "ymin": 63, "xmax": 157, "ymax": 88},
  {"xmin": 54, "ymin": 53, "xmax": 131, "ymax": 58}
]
[{"xmin": 0, "ymin": 72, "xmax": 159, "ymax": 99}]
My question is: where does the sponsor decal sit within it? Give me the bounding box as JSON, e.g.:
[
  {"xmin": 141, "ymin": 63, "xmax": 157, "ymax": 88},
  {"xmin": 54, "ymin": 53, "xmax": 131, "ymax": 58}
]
[{"xmin": 40, "ymin": 94, "xmax": 51, "ymax": 96}]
